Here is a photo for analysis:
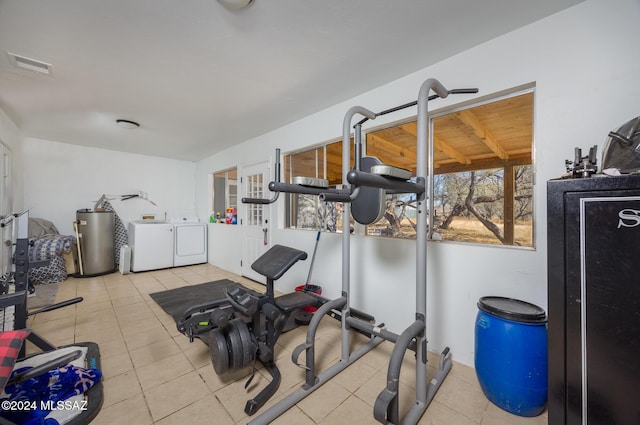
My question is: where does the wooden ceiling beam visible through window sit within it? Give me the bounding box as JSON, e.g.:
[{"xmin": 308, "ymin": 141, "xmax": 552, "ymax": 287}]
[
  {"xmin": 399, "ymin": 122, "xmax": 471, "ymax": 167},
  {"xmin": 293, "ymin": 92, "xmax": 532, "ymax": 184},
  {"xmin": 366, "ymin": 133, "xmax": 417, "ymax": 167},
  {"xmin": 455, "ymin": 109, "xmax": 509, "ymax": 160}
]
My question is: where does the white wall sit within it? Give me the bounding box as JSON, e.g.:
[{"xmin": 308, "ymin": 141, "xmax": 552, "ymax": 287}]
[
  {"xmin": 207, "ymin": 223, "xmax": 241, "ymax": 275},
  {"xmin": 23, "ymin": 137, "xmax": 196, "ymax": 235},
  {"xmin": 195, "ymin": 0, "xmax": 640, "ymax": 366}
]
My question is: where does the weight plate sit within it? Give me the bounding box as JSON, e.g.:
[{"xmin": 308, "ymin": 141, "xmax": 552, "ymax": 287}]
[
  {"xmin": 235, "ymin": 319, "xmax": 254, "ymax": 368},
  {"xmin": 228, "ymin": 320, "xmax": 245, "ymax": 370},
  {"xmin": 208, "ymin": 328, "xmax": 229, "ymax": 374}
]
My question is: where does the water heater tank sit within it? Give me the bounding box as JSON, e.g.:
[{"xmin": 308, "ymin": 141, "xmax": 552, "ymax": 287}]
[{"xmin": 76, "ymin": 210, "xmax": 115, "ymax": 276}]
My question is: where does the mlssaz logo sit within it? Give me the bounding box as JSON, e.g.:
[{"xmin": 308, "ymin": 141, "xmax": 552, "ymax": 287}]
[{"xmin": 617, "ymin": 209, "xmax": 640, "ymax": 228}]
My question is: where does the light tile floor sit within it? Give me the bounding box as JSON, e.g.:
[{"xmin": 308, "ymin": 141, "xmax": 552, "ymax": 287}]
[{"xmin": 26, "ymin": 264, "xmax": 548, "ymax": 424}]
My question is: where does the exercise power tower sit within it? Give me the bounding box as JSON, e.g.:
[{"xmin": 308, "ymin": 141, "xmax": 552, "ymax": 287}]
[{"xmin": 245, "ymin": 78, "xmax": 478, "ymax": 424}]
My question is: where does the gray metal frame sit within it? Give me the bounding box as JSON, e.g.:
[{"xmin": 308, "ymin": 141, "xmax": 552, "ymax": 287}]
[{"xmin": 248, "ymin": 78, "xmax": 465, "ymax": 425}]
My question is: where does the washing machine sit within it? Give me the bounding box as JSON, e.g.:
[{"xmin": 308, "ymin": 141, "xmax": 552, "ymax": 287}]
[
  {"xmin": 128, "ymin": 220, "xmax": 174, "ymax": 272},
  {"xmin": 171, "ymin": 217, "xmax": 208, "ymax": 267}
]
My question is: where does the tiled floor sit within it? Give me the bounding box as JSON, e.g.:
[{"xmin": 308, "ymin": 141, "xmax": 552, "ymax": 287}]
[{"xmin": 26, "ymin": 264, "xmax": 548, "ymax": 424}]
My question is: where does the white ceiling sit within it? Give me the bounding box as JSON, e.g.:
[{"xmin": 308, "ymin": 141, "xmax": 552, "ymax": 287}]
[{"xmin": 0, "ymin": 0, "xmax": 583, "ymax": 162}]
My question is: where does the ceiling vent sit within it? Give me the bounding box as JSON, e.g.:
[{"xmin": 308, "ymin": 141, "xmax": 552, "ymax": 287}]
[{"xmin": 7, "ymin": 52, "xmax": 53, "ymax": 76}]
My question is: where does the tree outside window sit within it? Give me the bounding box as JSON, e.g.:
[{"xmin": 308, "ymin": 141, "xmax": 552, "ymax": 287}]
[
  {"xmin": 284, "ymin": 140, "xmax": 346, "ymax": 232},
  {"xmin": 283, "ymin": 88, "xmax": 534, "ymax": 247},
  {"xmin": 366, "ymin": 90, "xmax": 534, "ymax": 247}
]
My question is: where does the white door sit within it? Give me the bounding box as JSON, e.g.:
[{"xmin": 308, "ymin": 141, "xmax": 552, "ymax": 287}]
[
  {"xmin": 241, "ymin": 161, "xmax": 271, "ymax": 283},
  {"xmin": 0, "ymin": 144, "xmax": 12, "ymax": 276}
]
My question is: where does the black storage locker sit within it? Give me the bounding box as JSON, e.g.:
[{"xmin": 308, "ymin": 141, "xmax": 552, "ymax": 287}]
[{"xmin": 547, "ymin": 174, "xmax": 640, "ymax": 425}]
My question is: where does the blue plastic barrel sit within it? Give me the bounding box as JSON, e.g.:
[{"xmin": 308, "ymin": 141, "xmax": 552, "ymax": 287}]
[{"xmin": 474, "ymin": 296, "xmax": 548, "ymax": 417}]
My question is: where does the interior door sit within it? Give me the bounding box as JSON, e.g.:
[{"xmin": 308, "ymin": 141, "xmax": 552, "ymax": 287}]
[
  {"xmin": 0, "ymin": 143, "xmax": 12, "ymax": 276},
  {"xmin": 241, "ymin": 161, "xmax": 271, "ymax": 283}
]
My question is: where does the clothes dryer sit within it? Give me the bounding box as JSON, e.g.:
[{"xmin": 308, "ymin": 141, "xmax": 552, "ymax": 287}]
[{"xmin": 171, "ymin": 217, "xmax": 208, "ymax": 267}]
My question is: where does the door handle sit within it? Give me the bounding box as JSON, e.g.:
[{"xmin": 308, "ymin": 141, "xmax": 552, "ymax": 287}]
[{"xmin": 263, "ymin": 228, "xmax": 268, "ymax": 246}]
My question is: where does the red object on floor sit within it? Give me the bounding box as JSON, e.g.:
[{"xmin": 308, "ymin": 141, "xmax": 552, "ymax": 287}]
[{"xmin": 295, "ymin": 284, "xmax": 321, "ymax": 312}]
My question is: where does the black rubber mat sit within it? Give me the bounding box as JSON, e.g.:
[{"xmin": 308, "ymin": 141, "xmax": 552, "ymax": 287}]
[{"xmin": 149, "ymin": 279, "xmax": 256, "ymax": 322}]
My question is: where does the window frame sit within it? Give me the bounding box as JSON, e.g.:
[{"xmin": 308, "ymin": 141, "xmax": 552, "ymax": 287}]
[
  {"xmin": 210, "ymin": 167, "xmax": 238, "ymax": 220},
  {"xmin": 283, "ymin": 138, "xmax": 344, "ymax": 232},
  {"xmin": 362, "ymin": 84, "xmax": 536, "ymax": 248}
]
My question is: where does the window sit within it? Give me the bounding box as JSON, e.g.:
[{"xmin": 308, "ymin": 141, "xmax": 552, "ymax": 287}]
[
  {"xmin": 245, "ymin": 172, "xmax": 263, "ymax": 226},
  {"xmin": 284, "ymin": 140, "xmax": 344, "ymax": 231},
  {"xmin": 210, "ymin": 167, "xmax": 237, "ymax": 219},
  {"xmin": 365, "ymin": 90, "xmax": 534, "ymax": 247}
]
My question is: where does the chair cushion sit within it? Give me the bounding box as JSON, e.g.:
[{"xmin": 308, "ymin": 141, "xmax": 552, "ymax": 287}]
[{"xmin": 0, "ymin": 329, "xmax": 30, "ymax": 392}]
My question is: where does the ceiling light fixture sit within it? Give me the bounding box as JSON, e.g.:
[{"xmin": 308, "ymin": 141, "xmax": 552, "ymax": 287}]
[
  {"xmin": 217, "ymin": 0, "xmax": 253, "ymax": 10},
  {"xmin": 116, "ymin": 119, "xmax": 140, "ymax": 129}
]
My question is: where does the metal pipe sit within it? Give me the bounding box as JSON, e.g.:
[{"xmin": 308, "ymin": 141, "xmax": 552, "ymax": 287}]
[
  {"xmin": 415, "ymin": 78, "xmax": 449, "ymax": 404},
  {"xmin": 241, "ymin": 193, "xmax": 279, "ymax": 205},
  {"xmin": 347, "ymin": 170, "xmax": 425, "ymax": 194},
  {"xmin": 318, "ymin": 186, "xmax": 360, "ymax": 203},
  {"xmin": 292, "ymin": 296, "xmax": 346, "ymax": 387},
  {"xmin": 354, "ymin": 124, "xmax": 362, "ymax": 172},
  {"xmin": 374, "ymin": 320, "xmax": 424, "ymax": 423},
  {"xmin": 346, "ymin": 316, "xmax": 400, "ymax": 343},
  {"xmin": 268, "ymin": 182, "xmax": 340, "ymax": 197},
  {"xmin": 242, "ymin": 148, "xmax": 282, "ymax": 205},
  {"xmin": 353, "ymin": 88, "xmax": 477, "ymax": 126},
  {"xmin": 341, "ymin": 106, "xmax": 376, "ymax": 361}
]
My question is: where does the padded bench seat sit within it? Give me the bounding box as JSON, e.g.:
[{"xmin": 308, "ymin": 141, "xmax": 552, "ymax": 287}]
[
  {"xmin": 275, "ymin": 291, "xmax": 316, "ymax": 313},
  {"xmin": 251, "ymin": 245, "xmax": 308, "ymax": 281}
]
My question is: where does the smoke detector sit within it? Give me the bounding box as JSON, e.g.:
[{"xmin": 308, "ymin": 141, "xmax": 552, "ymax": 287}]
[{"xmin": 7, "ymin": 52, "xmax": 53, "ymax": 76}]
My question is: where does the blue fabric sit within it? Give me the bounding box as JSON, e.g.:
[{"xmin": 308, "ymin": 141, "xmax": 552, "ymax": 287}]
[{"xmin": 0, "ymin": 364, "xmax": 101, "ymax": 425}]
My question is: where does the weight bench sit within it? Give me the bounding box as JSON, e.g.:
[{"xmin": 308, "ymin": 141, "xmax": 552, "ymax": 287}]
[
  {"xmin": 252, "ymin": 244, "xmax": 316, "ymax": 314},
  {"xmin": 204, "ymin": 245, "xmax": 315, "ymax": 416}
]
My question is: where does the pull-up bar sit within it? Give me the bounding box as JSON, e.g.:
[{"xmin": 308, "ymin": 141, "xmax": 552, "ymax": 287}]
[{"xmin": 355, "ymin": 88, "xmax": 479, "ymax": 126}]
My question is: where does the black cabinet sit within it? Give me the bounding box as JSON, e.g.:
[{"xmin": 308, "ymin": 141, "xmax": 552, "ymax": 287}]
[{"xmin": 547, "ymin": 175, "xmax": 640, "ymax": 425}]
